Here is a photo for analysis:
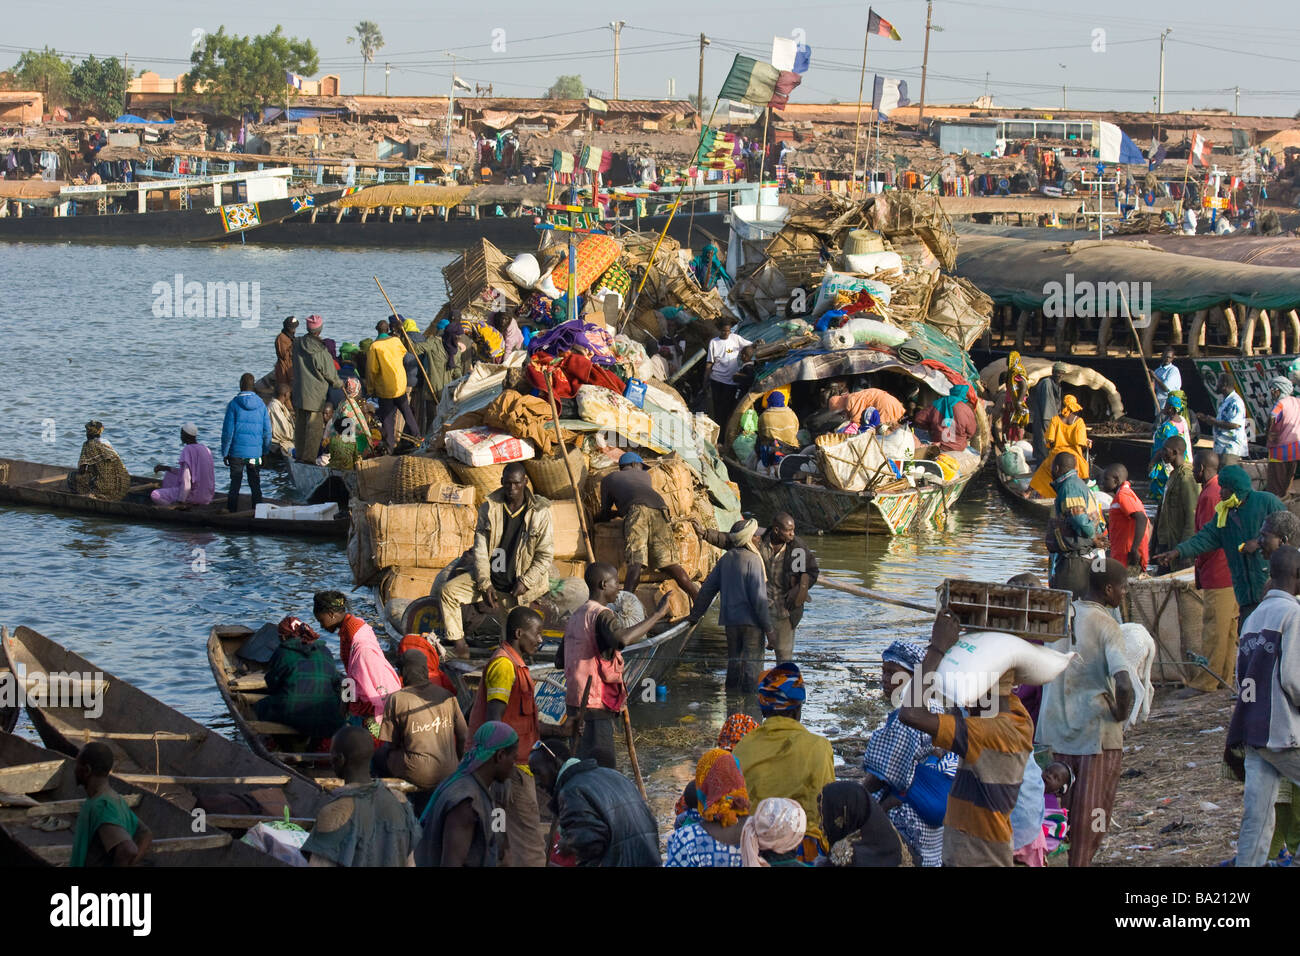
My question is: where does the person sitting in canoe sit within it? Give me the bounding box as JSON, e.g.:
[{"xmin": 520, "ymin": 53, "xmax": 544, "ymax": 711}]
[
  {"xmin": 150, "ymin": 422, "xmax": 215, "ymax": 508},
  {"xmin": 67, "ymin": 420, "xmax": 130, "ymax": 501},
  {"xmin": 375, "ymin": 650, "xmax": 467, "ymax": 813},
  {"xmin": 1029, "ymin": 395, "xmax": 1092, "ymax": 499},
  {"xmin": 71, "ymin": 742, "xmax": 153, "ymax": 866},
  {"xmin": 268, "ymin": 383, "xmax": 296, "ymax": 460},
  {"xmin": 255, "ymin": 615, "xmax": 346, "ymax": 743}
]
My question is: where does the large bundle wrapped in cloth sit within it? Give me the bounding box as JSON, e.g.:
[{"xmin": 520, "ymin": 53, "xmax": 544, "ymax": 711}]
[
  {"xmin": 348, "ymin": 499, "xmax": 380, "ymax": 586},
  {"xmin": 815, "ymin": 430, "xmax": 892, "ymax": 492},
  {"xmin": 366, "ymin": 501, "xmax": 477, "ymax": 570},
  {"xmin": 481, "ymin": 390, "xmax": 573, "ymax": 457}
]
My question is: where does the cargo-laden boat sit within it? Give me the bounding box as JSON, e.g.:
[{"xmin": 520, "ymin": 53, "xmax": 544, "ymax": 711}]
[
  {"xmin": 0, "ymin": 457, "xmax": 347, "ymax": 540},
  {"xmin": 719, "ymin": 324, "xmax": 992, "ymax": 534},
  {"xmin": 0, "ymin": 168, "xmax": 346, "ymax": 243},
  {"xmin": 0, "ymin": 626, "xmax": 326, "ymax": 820},
  {"xmin": 0, "ymin": 731, "xmax": 286, "ymax": 867}
]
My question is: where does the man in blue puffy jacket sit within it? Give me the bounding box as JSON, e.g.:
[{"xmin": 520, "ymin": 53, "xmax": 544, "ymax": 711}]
[{"xmin": 221, "ymin": 372, "xmax": 273, "ymax": 512}]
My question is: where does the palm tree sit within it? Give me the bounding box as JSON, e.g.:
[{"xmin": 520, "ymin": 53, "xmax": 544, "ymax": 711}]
[{"xmin": 347, "ymin": 21, "xmax": 384, "ymax": 95}]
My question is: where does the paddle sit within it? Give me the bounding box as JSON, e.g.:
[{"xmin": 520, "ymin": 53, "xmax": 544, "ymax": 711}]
[
  {"xmin": 816, "ymin": 575, "xmax": 934, "ymax": 614},
  {"xmin": 373, "ymin": 276, "xmax": 440, "ymax": 409}
]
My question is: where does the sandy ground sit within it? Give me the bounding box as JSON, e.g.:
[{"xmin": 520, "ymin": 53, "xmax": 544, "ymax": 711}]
[{"xmin": 629, "ymin": 684, "xmax": 1251, "ymax": 866}]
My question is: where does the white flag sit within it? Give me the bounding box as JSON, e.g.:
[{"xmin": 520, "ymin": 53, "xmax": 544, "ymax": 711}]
[
  {"xmin": 872, "ymin": 75, "xmax": 910, "ymax": 119},
  {"xmin": 772, "ymin": 37, "xmax": 797, "ymax": 72},
  {"xmin": 453, "ymin": 75, "xmax": 472, "ymax": 93}
]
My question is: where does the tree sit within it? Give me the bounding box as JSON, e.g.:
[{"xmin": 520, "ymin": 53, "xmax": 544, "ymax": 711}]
[
  {"xmin": 11, "ymin": 47, "xmax": 74, "ymax": 108},
  {"xmin": 347, "ymin": 20, "xmax": 384, "ymax": 95},
  {"xmin": 69, "ymin": 55, "xmax": 126, "ymax": 119},
  {"xmin": 688, "ymin": 93, "xmax": 712, "ymax": 112},
  {"xmin": 185, "ymin": 26, "xmax": 318, "ymax": 120},
  {"xmin": 546, "ymin": 75, "xmax": 585, "ymax": 100}
]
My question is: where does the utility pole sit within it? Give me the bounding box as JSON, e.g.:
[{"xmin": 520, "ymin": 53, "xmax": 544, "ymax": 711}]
[
  {"xmin": 445, "ymin": 52, "xmax": 456, "ymax": 161},
  {"xmin": 385, "ymin": 63, "xmax": 390, "ymax": 97},
  {"xmin": 917, "ymin": 0, "xmax": 933, "ymax": 131},
  {"xmin": 1234, "ymin": 85, "xmax": 1240, "ymax": 115},
  {"xmin": 698, "ymin": 33, "xmax": 710, "ymax": 130},
  {"xmin": 1158, "ymin": 28, "xmax": 1172, "ymax": 114},
  {"xmin": 611, "ymin": 21, "xmax": 625, "ymax": 100},
  {"xmin": 1063, "ymin": 83, "xmax": 1067, "ymax": 110}
]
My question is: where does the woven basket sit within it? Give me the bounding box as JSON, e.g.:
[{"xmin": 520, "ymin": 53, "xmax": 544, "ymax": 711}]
[
  {"xmin": 393, "ymin": 456, "xmax": 456, "ymax": 503},
  {"xmin": 448, "ymin": 459, "xmax": 506, "ymax": 500},
  {"xmin": 524, "ymin": 447, "xmax": 587, "ymax": 499}
]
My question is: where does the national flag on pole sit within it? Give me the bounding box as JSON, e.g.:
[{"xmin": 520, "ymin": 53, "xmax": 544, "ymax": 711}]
[
  {"xmin": 587, "ymin": 96, "xmax": 608, "ymax": 112},
  {"xmin": 453, "ymin": 75, "xmax": 472, "ymax": 93},
  {"xmin": 867, "ymin": 9, "xmax": 902, "ymax": 41},
  {"xmin": 285, "ymin": 71, "xmax": 304, "ymax": 90},
  {"xmin": 771, "ymin": 37, "xmax": 813, "ymax": 75},
  {"xmin": 1189, "ymin": 133, "xmax": 1212, "ymax": 167},
  {"xmin": 872, "ymin": 75, "xmax": 910, "ymax": 119},
  {"xmin": 718, "ymin": 54, "xmax": 782, "ymax": 108},
  {"xmin": 769, "ymin": 71, "xmax": 803, "ymax": 109}
]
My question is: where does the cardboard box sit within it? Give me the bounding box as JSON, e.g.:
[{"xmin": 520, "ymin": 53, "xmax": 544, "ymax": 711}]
[{"xmin": 425, "ymin": 482, "xmax": 476, "ymax": 507}]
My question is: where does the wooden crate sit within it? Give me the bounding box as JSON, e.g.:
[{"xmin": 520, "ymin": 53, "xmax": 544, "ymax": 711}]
[{"xmin": 936, "ymin": 578, "xmax": 1072, "ymax": 642}]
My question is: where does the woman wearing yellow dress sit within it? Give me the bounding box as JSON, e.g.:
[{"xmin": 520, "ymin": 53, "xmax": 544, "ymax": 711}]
[{"xmin": 1029, "ymin": 394, "xmax": 1091, "ymax": 498}]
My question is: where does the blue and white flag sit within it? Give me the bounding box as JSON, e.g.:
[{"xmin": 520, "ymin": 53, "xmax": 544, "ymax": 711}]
[
  {"xmin": 772, "ymin": 37, "xmax": 813, "ymax": 75},
  {"xmin": 285, "ymin": 71, "xmax": 304, "ymax": 90},
  {"xmin": 872, "ymin": 75, "xmax": 909, "ymax": 119}
]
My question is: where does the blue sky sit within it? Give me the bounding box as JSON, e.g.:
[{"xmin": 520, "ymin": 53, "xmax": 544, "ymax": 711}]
[{"xmin": 5, "ymin": 0, "xmax": 1296, "ymax": 115}]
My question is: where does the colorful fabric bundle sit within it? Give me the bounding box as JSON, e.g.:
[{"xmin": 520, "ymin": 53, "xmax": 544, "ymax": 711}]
[
  {"xmin": 529, "ymin": 319, "xmax": 618, "ymax": 365},
  {"xmin": 593, "ymin": 261, "xmax": 631, "ymax": 300},
  {"xmin": 695, "ymin": 748, "xmax": 751, "ymax": 826}
]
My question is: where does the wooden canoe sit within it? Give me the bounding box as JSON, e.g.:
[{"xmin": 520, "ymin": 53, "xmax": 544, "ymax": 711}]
[
  {"xmin": 0, "ymin": 731, "xmax": 284, "ymax": 867},
  {"xmin": 207, "ymin": 625, "xmax": 418, "ymax": 794},
  {"xmin": 993, "ymin": 461, "xmax": 1054, "ymax": 520},
  {"xmin": 0, "ymin": 625, "xmax": 326, "ymax": 820},
  {"xmin": 0, "ymin": 457, "xmax": 348, "ymax": 540},
  {"xmin": 371, "ymin": 584, "xmax": 697, "ymax": 725},
  {"xmin": 0, "ymin": 628, "xmax": 18, "ymax": 735}
]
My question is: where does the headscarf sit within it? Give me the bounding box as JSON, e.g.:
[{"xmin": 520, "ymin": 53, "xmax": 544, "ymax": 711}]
[
  {"xmin": 343, "ymin": 377, "xmax": 362, "ymax": 399},
  {"xmin": 314, "ymin": 591, "xmax": 347, "ymax": 614},
  {"xmin": 717, "ymin": 713, "xmax": 759, "ymax": 751},
  {"xmin": 757, "ymin": 661, "xmax": 806, "ymax": 716},
  {"xmin": 933, "ymin": 383, "xmax": 970, "ymax": 427},
  {"xmin": 740, "ymin": 797, "xmax": 807, "ymax": 867},
  {"xmin": 727, "ymin": 518, "xmax": 760, "ymax": 551},
  {"xmin": 277, "ymin": 615, "xmax": 320, "ymax": 642},
  {"xmin": 84, "ymin": 420, "xmax": 104, "ymax": 438},
  {"xmin": 403, "ymin": 318, "xmax": 420, "ymax": 334},
  {"xmin": 881, "ymin": 640, "xmax": 925, "ymax": 670},
  {"xmin": 1216, "ymin": 464, "xmax": 1253, "ymax": 527},
  {"xmin": 767, "ymin": 391, "xmax": 786, "ymax": 408},
  {"xmin": 1270, "ymin": 376, "xmax": 1294, "ymax": 397},
  {"xmin": 1165, "ymin": 391, "xmax": 1185, "ymax": 412},
  {"xmin": 1052, "ymin": 361, "xmax": 1068, "ymax": 375},
  {"xmin": 694, "ymin": 748, "xmax": 750, "ymax": 827},
  {"xmin": 821, "ymin": 781, "xmax": 871, "ymax": 848},
  {"xmin": 421, "ymin": 721, "xmax": 519, "ymax": 823},
  {"xmin": 1061, "ymin": 394, "xmax": 1082, "ymax": 415},
  {"xmin": 1007, "ymin": 352, "xmax": 1030, "ymax": 426}
]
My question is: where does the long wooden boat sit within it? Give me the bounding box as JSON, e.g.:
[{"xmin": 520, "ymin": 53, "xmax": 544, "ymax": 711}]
[
  {"xmin": 287, "ymin": 457, "xmax": 360, "ymax": 504},
  {"xmin": 371, "ymin": 585, "xmax": 696, "ymax": 724},
  {"xmin": 206, "ymin": 624, "xmax": 413, "ymax": 795},
  {"xmin": 723, "ymin": 453, "xmax": 976, "ymax": 535},
  {"xmin": 0, "ymin": 169, "xmax": 346, "ymax": 243},
  {"xmin": 0, "ymin": 457, "xmax": 348, "ymax": 540},
  {"xmin": 0, "ymin": 626, "xmax": 326, "ymax": 820},
  {"xmin": 0, "ymin": 732, "xmax": 284, "ymax": 867},
  {"xmin": 993, "ymin": 461, "xmax": 1053, "ymax": 520}
]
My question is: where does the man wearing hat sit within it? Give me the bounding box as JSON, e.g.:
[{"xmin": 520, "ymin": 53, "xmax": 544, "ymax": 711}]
[
  {"xmin": 594, "ymin": 452, "xmax": 699, "ymax": 598},
  {"xmin": 688, "ymin": 517, "xmax": 774, "ymax": 690},
  {"xmin": 150, "ymin": 423, "xmax": 215, "ymax": 507},
  {"xmin": 733, "ymin": 661, "xmax": 835, "ymax": 863},
  {"xmin": 367, "ymin": 318, "xmax": 421, "ymax": 453},
  {"xmin": 274, "ymin": 316, "xmax": 298, "ymax": 389},
  {"xmin": 1029, "ymin": 362, "xmax": 1065, "ymax": 462},
  {"xmin": 291, "ymin": 314, "xmax": 343, "ymax": 463}
]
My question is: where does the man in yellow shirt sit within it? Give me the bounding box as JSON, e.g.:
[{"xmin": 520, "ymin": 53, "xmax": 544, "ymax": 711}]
[
  {"xmin": 366, "ymin": 318, "xmax": 420, "ymax": 452},
  {"xmin": 733, "ymin": 662, "xmax": 835, "ymax": 863}
]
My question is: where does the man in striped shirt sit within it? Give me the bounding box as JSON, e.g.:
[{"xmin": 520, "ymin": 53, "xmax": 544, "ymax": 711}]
[{"xmin": 899, "ymin": 612, "xmax": 1035, "ymax": 866}]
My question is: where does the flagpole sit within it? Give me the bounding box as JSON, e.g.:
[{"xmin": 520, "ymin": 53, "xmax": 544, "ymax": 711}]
[
  {"xmin": 757, "ymin": 105, "xmax": 771, "ymax": 209},
  {"xmin": 445, "ymin": 52, "xmax": 456, "ymax": 162},
  {"xmin": 850, "ymin": 8, "xmax": 873, "ymax": 199}
]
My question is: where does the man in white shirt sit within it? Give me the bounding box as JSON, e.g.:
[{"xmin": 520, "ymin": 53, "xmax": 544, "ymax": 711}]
[
  {"xmin": 1152, "ymin": 348, "xmax": 1181, "ymax": 413},
  {"xmin": 1036, "ymin": 557, "xmax": 1136, "ymax": 867},
  {"xmin": 1197, "ymin": 373, "xmax": 1249, "ymax": 461},
  {"xmin": 704, "ymin": 319, "xmax": 752, "ymax": 433}
]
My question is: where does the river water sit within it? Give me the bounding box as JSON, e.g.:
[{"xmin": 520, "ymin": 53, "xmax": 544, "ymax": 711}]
[{"xmin": 0, "ymin": 241, "xmax": 1047, "ymax": 810}]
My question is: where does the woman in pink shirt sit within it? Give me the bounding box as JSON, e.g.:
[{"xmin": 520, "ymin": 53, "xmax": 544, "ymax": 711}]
[{"xmin": 1266, "ymin": 376, "xmax": 1300, "ymax": 497}]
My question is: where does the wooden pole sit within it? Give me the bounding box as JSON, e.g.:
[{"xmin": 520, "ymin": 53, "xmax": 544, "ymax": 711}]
[
  {"xmin": 850, "ymin": 13, "xmax": 873, "ymax": 198},
  {"xmin": 617, "ymin": 99, "xmax": 722, "ymax": 333},
  {"xmin": 757, "ymin": 106, "xmax": 771, "ymax": 204},
  {"xmin": 816, "ymin": 575, "xmax": 933, "ymax": 613},
  {"xmin": 621, "ymin": 707, "xmax": 649, "ymax": 802},
  {"xmin": 1119, "ymin": 287, "xmax": 1163, "ymax": 417},
  {"xmin": 543, "ymin": 369, "xmax": 594, "ymax": 561},
  {"xmin": 373, "ymin": 276, "xmax": 439, "ymax": 404}
]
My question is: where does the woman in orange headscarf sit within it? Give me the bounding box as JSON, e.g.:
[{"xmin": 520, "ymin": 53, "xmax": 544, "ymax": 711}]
[{"xmin": 1029, "ymin": 393, "xmax": 1091, "ymax": 498}]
